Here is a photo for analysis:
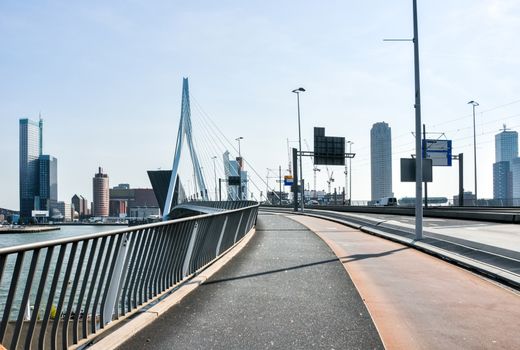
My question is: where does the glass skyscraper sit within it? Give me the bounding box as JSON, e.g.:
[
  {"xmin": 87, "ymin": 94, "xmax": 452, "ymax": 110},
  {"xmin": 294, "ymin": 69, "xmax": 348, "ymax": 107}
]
[
  {"xmin": 493, "ymin": 127, "xmax": 519, "ymax": 203},
  {"xmin": 495, "ymin": 128, "xmax": 518, "ymax": 162},
  {"xmin": 39, "ymin": 155, "xmax": 58, "ymax": 211},
  {"xmin": 19, "ymin": 118, "xmax": 42, "ymax": 218},
  {"xmin": 370, "ymin": 122, "xmax": 393, "ymax": 201}
]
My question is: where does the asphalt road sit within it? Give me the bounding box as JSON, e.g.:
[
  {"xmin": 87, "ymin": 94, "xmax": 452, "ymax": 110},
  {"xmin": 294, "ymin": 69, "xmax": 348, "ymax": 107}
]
[{"xmin": 118, "ymin": 213, "xmax": 383, "ymax": 349}]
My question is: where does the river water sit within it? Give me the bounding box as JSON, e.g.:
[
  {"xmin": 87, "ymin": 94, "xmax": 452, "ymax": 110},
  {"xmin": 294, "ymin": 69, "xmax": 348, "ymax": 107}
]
[
  {"xmin": 0, "ymin": 225, "xmax": 126, "ymax": 317},
  {"xmin": 0, "ymin": 225, "xmax": 123, "ymax": 249}
]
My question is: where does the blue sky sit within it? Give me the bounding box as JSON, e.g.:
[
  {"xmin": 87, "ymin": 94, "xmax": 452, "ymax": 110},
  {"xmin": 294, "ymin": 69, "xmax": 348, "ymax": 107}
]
[{"xmin": 1, "ymin": 0, "xmax": 520, "ymax": 209}]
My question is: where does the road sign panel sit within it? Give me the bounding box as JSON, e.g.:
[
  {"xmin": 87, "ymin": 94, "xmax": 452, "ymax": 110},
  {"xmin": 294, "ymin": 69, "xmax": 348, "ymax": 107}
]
[
  {"xmin": 400, "ymin": 158, "xmax": 433, "ymax": 182},
  {"xmin": 422, "ymin": 139, "xmax": 452, "ymax": 166},
  {"xmin": 314, "ymin": 127, "xmax": 345, "ymax": 165}
]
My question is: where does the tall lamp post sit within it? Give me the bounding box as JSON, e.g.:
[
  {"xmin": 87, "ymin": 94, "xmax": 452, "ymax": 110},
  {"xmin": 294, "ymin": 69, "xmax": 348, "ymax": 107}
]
[
  {"xmin": 347, "ymin": 141, "xmax": 354, "ymax": 205},
  {"xmin": 292, "ymin": 87, "xmax": 306, "ymax": 212},
  {"xmin": 383, "ymin": 0, "xmax": 423, "ymax": 240},
  {"xmin": 211, "ymin": 156, "xmax": 218, "ymax": 201},
  {"xmin": 412, "ymin": 0, "xmax": 423, "ymax": 240},
  {"xmin": 468, "ymin": 100, "xmax": 479, "ymax": 204}
]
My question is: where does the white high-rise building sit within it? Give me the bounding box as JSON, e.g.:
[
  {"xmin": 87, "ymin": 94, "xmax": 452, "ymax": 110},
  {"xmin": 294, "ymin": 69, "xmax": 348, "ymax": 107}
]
[{"xmin": 370, "ymin": 122, "xmax": 392, "ymax": 201}]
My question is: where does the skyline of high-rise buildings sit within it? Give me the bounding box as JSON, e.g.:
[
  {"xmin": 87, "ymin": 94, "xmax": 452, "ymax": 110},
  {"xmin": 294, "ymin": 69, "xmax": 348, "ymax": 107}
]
[{"xmin": 370, "ymin": 122, "xmax": 393, "ymax": 201}]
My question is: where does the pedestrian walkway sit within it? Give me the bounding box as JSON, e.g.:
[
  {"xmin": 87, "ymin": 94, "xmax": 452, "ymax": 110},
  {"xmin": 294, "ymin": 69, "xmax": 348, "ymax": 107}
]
[
  {"xmin": 118, "ymin": 213, "xmax": 384, "ymax": 349},
  {"xmin": 291, "ymin": 214, "xmax": 520, "ymax": 350}
]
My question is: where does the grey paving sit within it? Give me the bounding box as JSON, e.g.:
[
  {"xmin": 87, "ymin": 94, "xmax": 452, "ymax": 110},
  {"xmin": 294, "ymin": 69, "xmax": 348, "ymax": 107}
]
[{"xmin": 118, "ymin": 213, "xmax": 383, "ymax": 349}]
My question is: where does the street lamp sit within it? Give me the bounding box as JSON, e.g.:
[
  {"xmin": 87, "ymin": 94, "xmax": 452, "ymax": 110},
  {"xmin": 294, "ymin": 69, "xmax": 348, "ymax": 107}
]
[
  {"xmin": 292, "ymin": 87, "xmax": 306, "ymax": 212},
  {"xmin": 235, "ymin": 137, "xmax": 244, "ymax": 158},
  {"xmin": 468, "ymin": 100, "xmax": 479, "ymax": 204},
  {"xmin": 347, "ymin": 141, "xmax": 354, "ymax": 205},
  {"xmin": 211, "ymin": 156, "xmax": 218, "ymax": 201}
]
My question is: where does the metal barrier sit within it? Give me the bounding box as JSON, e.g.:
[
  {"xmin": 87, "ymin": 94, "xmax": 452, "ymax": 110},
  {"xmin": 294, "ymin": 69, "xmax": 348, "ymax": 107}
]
[{"xmin": 0, "ymin": 202, "xmax": 259, "ymax": 349}]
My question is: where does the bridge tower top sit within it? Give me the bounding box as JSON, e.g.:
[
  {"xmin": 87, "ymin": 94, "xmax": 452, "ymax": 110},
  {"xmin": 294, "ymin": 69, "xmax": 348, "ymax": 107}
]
[{"xmin": 164, "ymin": 78, "xmax": 208, "ymax": 218}]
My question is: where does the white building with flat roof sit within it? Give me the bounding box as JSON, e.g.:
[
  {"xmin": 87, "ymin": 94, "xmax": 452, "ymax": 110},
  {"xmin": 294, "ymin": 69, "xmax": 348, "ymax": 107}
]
[{"xmin": 370, "ymin": 122, "xmax": 393, "ymax": 201}]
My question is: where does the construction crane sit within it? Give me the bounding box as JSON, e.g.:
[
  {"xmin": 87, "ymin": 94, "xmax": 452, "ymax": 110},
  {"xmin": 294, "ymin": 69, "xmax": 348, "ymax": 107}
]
[
  {"xmin": 304, "ymin": 139, "xmax": 321, "ymax": 199},
  {"xmin": 326, "ymin": 166, "xmax": 334, "ymax": 195}
]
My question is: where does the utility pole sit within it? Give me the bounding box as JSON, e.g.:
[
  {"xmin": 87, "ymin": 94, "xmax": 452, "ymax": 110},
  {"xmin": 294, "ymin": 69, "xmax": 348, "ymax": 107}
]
[
  {"xmin": 348, "ymin": 141, "xmax": 353, "ymax": 205},
  {"xmin": 292, "ymin": 148, "xmax": 299, "ymax": 212},
  {"xmin": 279, "ymin": 165, "xmax": 282, "ymax": 206},
  {"xmin": 344, "ymin": 165, "xmax": 348, "ymax": 204},
  {"xmin": 292, "ymin": 87, "xmax": 306, "ymax": 212},
  {"xmin": 468, "ymin": 100, "xmax": 479, "ymax": 204},
  {"xmin": 458, "ymin": 153, "xmax": 464, "ymax": 206},
  {"xmin": 423, "ymin": 124, "xmax": 428, "ymax": 208},
  {"xmin": 413, "ymin": 0, "xmax": 423, "ymax": 240}
]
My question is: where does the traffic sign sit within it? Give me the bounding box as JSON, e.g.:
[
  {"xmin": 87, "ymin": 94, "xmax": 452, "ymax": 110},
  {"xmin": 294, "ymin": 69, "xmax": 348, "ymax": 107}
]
[
  {"xmin": 284, "ymin": 175, "xmax": 294, "ymax": 186},
  {"xmin": 422, "ymin": 139, "xmax": 452, "ymax": 166},
  {"xmin": 314, "ymin": 127, "xmax": 345, "ymax": 166}
]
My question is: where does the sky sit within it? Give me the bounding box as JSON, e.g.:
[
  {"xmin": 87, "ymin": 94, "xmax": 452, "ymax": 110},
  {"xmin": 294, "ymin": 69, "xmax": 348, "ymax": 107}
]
[{"xmin": 1, "ymin": 0, "xmax": 520, "ymax": 210}]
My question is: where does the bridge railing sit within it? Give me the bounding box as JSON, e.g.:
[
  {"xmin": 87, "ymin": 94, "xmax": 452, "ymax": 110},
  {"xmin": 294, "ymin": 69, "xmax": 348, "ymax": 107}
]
[{"xmin": 0, "ymin": 202, "xmax": 259, "ymax": 350}]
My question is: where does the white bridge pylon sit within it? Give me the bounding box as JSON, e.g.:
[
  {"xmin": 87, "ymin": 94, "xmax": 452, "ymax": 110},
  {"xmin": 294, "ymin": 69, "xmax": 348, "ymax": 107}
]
[{"xmin": 164, "ymin": 78, "xmax": 208, "ymax": 219}]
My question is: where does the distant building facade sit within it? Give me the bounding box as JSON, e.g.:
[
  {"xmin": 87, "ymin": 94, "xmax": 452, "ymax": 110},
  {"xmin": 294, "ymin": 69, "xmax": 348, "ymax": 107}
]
[
  {"xmin": 370, "ymin": 122, "xmax": 393, "ymax": 200},
  {"xmin": 493, "ymin": 127, "xmax": 518, "ymax": 204},
  {"xmin": 93, "ymin": 167, "xmax": 109, "ymax": 217},
  {"xmin": 511, "ymin": 158, "xmax": 520, "ymax": 206},
  {"xmin": 128, "ymin": 206, "xmax": 160, "ymax": 219},
  {"xmin": 495, "ymin": 128, "xmax": 518, "ymax": 162},
  {"xmin": 51, "ymin": 201, "xmax": 72, "ymax": 221},
  {"xmin": 223, "ymin": 151, "xmax": 248, "ymax": 200},
  {"xmin": 72, "ymin": 194, "xmax": 89, "ymax": 217},
  {"xmin": 109, "ymin": 185, "xmax": 159, "ymax": 216},
  {"xmin": 19, "ymin": 118, "xmax": 42, "ymax": 218},
  {"xmin": 109, "ymin": 199, "xmax": 127, "ymax": 217},
  {"xmin": 39, "ymin": 155, "xmax": 58, "ymax": 211}
]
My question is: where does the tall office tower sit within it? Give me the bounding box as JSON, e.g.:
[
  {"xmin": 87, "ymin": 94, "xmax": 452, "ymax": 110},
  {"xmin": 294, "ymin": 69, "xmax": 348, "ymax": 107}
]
[
  {"xmin": 495, "ymin": 126, "xmax": 518, "ymax": 162},
  {"xmin": 19, "ymin": 118, "xmax": 42, "ymax": 218},
  {"xmin": 493, "ymin": 126, "xmax": 518, "ymax": 202},
  {"xmin": 93, "ymin": 167, "xmax": 109, "ymax": 217},
  {"xmin": 370, "ymin": 122, "xmax": 393, "ymax": 200},
  {"xmin": 39, "ymin": 155, "xmax": 58, "ymax": 211}
]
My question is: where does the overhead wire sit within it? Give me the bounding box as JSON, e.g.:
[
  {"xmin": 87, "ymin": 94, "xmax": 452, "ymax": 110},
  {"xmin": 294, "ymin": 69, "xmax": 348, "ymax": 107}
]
[{"xmin": 191, "ymin": 95, "xmax": 282, "ymax": 200}]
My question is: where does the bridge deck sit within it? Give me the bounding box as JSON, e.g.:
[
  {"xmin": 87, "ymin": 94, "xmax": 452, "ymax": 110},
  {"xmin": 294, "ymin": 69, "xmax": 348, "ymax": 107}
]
[
  {"xmin": 118, "ymin": 212, "xmax": 383, "ymax": 349},
  {"xmin": 291, "ymin": 214, "xmax": 520, "ymax": 349}
]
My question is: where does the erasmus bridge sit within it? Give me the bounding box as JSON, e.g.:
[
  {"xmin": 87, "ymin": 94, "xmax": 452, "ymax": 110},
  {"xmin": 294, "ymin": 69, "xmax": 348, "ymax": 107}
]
[{"xmin": 0, "ymin": 79, "xmax": 519, "ymax": 350}]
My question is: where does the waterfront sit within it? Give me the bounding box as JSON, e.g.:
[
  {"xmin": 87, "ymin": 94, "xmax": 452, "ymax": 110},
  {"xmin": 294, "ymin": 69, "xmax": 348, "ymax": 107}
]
[
  {"xmin": 0, "ymin": 225, "xmax": 122, "ymax": 249},
  {"xmin": 0, "ymin": 225, "xmax": 127, "ymax": 317}
]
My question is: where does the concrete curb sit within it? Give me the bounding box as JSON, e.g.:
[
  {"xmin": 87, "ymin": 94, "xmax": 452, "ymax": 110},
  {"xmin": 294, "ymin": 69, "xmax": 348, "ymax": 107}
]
[
  {"xmin": 84, "ymin": 227, "xmax": 257, "ymax": 350},
  {"xmin": 298, "ymin": 212, "xmax": 520, "ymax": 290}
]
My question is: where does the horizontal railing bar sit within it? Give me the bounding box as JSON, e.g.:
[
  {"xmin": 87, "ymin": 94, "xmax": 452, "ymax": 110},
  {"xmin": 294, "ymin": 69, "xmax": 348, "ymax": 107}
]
[{"xmin": 0, "ymin": 204, "xmax": 259, "ymax": 255}]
